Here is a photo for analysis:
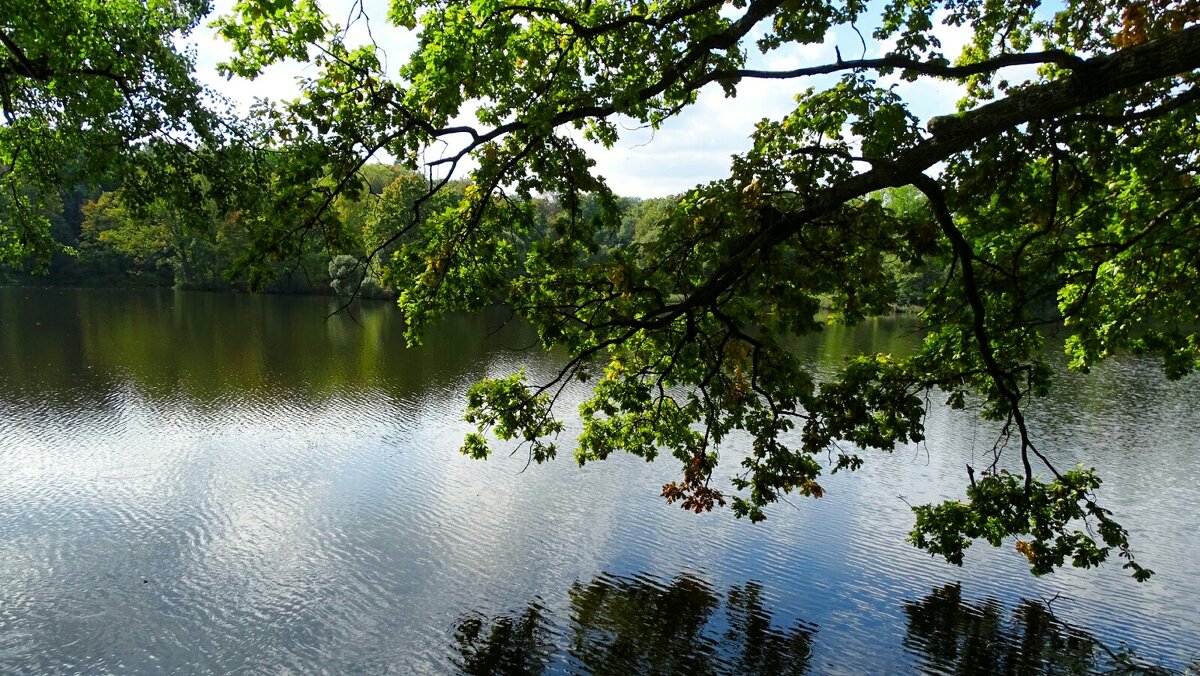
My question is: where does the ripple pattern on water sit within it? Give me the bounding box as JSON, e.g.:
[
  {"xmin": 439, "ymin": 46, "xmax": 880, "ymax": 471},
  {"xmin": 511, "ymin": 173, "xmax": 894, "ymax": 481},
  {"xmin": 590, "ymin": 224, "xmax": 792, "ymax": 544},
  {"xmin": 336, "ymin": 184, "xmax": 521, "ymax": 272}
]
[{"xmin": 1, "ymin": 288, "xmax": 1198, "ymax": 673}]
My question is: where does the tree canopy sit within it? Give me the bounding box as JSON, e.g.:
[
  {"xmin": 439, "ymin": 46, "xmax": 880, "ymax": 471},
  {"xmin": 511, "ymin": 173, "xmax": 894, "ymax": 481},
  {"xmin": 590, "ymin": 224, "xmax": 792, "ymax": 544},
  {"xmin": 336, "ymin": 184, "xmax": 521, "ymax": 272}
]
[{"xmin": 5, "ymin": 0, "xmax": 1200, "ymax": 580}]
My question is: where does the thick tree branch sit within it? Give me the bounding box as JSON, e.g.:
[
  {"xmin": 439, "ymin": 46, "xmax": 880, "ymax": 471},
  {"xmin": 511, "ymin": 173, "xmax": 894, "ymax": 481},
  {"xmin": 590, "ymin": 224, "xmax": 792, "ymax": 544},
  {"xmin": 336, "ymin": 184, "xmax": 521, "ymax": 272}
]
[
  {"xmin": 717, "ymin": 49, "xmax": 1087, "ymax": 82},
  {"xmin": 419, "ymin": 26, "xmax": 1200, "ymax": 326},
  {"xmin": 677, "ymin": 26, "xmax": 1200, "ymax": 315},
  {"xmin": 0, "ymin": 30, "xmax": 133, "ymax": 91},
  {"xmin": 1058, "ymin": 83, "xmax": 1200, "ymax": 126}
]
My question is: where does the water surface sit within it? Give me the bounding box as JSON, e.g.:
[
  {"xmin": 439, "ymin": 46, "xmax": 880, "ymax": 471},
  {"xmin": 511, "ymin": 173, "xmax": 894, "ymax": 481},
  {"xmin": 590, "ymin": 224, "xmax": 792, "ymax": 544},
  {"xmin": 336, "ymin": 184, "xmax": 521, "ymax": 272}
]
[{"xmin": 1, "ymin": 287, "xmax": 1197, "ymax": 673}]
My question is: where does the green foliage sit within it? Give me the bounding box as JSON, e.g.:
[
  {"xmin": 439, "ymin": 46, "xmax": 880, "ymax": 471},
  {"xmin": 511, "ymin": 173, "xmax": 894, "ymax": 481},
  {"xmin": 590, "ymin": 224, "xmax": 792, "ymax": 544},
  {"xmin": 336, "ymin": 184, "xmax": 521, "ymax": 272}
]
[
  {"xmin": 7, "ymin": 0, "xmax": 1200, "ymax": 581},
  {"xmin": 1, "ymin": 0, "xmax": 222, "ymax": 252},
  {"xmin": 0, "ymin": 174, "xmax": 62, "ymax": 272},
  {"xmin": 363, "ymin": 170, "xmax": 465, "ymax": 266},
  {"xmin": 463, "ymin": 370, "xmax": 565, "ymax": 463},
  {"xmin": 910, "ymin": 467, "xmax": 1153, "ymax": 580},
  {"xmin": 329, "ymin": 252, "xmax": 392, "ymax": 298}
]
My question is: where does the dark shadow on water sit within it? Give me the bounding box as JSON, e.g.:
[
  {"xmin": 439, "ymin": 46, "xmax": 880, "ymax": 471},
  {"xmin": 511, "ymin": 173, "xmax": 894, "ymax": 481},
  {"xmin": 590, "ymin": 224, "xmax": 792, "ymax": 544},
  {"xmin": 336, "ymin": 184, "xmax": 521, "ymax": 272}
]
[
  {"xmin": 902, "ymin": 583, "xmax": 1173, "ymax": 675},
  {"xmin": 452, "ymin": 576, "xmax": 1175, "ymax": 675},
  {"xmin": 452, "ymin": 571, "xmax": 815, "ymax": 675},
  {"xmin": 566, "ymin": 573, "xmax": 815, "ymax": 675},
  {"xmin": 453, "ymin": 600, "xmax": 556, "ymax": 675}
]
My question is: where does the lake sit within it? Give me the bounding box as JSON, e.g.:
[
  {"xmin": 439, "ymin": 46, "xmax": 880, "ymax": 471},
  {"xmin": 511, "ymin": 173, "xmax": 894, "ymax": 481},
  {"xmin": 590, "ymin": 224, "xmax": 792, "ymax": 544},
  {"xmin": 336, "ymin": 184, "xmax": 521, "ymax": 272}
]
[{"xmin": 1, "ymin": 287, "xmax": 1197, "ymax": 673}]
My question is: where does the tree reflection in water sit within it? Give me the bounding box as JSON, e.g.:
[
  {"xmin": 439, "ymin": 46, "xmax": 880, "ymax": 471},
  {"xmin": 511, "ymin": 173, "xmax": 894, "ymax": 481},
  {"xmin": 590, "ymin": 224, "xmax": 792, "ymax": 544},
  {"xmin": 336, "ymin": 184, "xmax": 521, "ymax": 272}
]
[
  {"xmin": 902, "ymin": 583, "xmax": 1165, "ymax": 675},
  {"xmin": 567, "ymin": 573, "xmax": 815, "ymax": 675},
  {"xmin": 452, "ymin": 572, "xmax": 814, "ymax": 675},
  {"xmin": 453, "ymin": 600, "xmax": 555, "ymax": 675},
  {"xmin": 452, "ymin": 576, "xmax": 1167, "ymax": 675}
]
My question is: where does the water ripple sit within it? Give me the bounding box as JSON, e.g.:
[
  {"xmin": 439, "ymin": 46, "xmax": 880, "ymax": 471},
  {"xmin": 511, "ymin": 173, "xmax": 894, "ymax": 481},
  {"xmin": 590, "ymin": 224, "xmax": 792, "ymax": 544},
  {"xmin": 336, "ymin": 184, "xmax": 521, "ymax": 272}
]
[{"xmin": 1, "ymin": 288, "xmax": 1197, "ymax": 673}]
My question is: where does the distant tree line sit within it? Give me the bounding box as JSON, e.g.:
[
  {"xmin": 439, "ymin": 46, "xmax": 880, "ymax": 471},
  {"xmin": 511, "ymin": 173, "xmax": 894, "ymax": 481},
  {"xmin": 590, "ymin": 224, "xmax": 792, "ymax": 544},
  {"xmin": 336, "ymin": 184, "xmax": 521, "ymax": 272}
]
[{"xmin": 2, "ymin": 164, "xmax": 941, "ymax": 308}]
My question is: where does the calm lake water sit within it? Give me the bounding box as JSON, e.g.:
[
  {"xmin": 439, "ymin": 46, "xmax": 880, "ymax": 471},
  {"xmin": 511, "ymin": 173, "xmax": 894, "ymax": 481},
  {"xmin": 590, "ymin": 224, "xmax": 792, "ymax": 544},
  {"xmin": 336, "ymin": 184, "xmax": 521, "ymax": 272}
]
[{"xmin": 1, "ymin": 286, "xmax": 1198, "ymax": 674}]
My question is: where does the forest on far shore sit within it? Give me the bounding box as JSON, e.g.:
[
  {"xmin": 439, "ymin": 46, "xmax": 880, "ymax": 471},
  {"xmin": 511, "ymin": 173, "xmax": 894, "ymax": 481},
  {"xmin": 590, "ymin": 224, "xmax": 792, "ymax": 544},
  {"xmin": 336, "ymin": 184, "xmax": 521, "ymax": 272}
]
[{"xmin": 1, "ymin": 163, "xmax": 939, "ymax": 307}]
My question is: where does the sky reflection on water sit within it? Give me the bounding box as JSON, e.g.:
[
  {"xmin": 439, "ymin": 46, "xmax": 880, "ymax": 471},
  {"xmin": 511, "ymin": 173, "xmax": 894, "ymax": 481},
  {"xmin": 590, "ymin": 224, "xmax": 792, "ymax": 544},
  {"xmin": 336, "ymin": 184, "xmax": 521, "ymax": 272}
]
[{"xmin": 0, "ymin": 287, "xmax": 1197, "ymax": 673}]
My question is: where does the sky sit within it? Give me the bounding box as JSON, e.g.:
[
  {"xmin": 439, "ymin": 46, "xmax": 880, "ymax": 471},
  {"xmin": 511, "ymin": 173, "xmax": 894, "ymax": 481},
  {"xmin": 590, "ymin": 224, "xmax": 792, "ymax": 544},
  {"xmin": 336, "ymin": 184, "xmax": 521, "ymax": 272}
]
[{"xmin": 185, "ymin": 0, "xmax": 986, "ymax": 198}]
